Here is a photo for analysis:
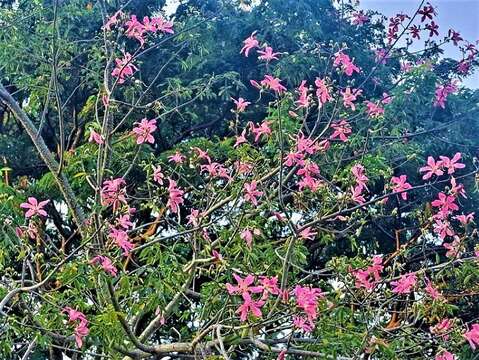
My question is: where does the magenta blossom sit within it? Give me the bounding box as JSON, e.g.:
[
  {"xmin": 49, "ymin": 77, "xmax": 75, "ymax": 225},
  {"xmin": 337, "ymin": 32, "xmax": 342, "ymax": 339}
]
[
  {"xmin": 419, "ymin": 156, "xmax": 443, "ymax": 180},
  {"xmin": 257, "ymin": 46, "xmax": 280, "ymax": 62},
  {"xmin": 111, "ymin": 52, "xmax": 137, "ymax": 84},
  {"xmin": 88, "ymin": 129, "xmax": 104, "ymax": 145},
  {"xmin": 435, "ymin": 351, "xmax": 456, "ymax": 360},
  {"xmin": 63, "ymin": 307, "xmax": 89, "ymax": 348},
  {"xmin": 464, "ymin": 324, "xmax": 479, "ymax": 350},
  {"xmin": 314, "ymin": 78, "xmax": 332, "ymax": 106},
  {"xmin": 168, "ymin": 151, "xmax": 186, "ymax": 164},
  {"xmin": 333, "ymin": 51, "xmax": 360, "ymax": 76},
  {"xmin": 391, "ymin": 175, "xmax": 412, "ymax": 200},
  {"xmin": 330, "ymin": 120, "xmax": 352, "ymax": 142},
  {"xmin": 240, "ymin": 31, "xmax": 259, "ymax": 57},
  {"xmin": 132, "ymin": 118, "xmax": 157, "ymax": 144},
  {"xmin": 236, "ymin": 292, "xmax": 265, "ymax": 322},
  {"xmin": 20, "ymin": 197, "xmax": 50, "ymax": 218},
  {"xmin": 91, "ymin": 255, "xmax": 118, "ymax": 277},
  {"xmin": 244, "ymin": 180, "xmax": 263, "ymax": 206},
  {"xmin": 152, "ymin": 165, "xmax": 165, "ymax": 185},
  {"xmin": 439, "ymin": 153, "xmax": 465, "ymax": 174},
  {"xmin": 232, "ymin": 97, "xmax": 251, "ymax": 112},
  {"xmin": 167, "ymin": 178, "xmax": 184, "ymax": 213},
  {"xmin": 109, "ymin": 227, "xmax": 135, "ymax": 256},
  {"xmin": 226, "ymin": 274, "xmax": 263, "ymax": 296},
  {"xmin": 260, "ymin": 75, "xmax": 287, "ymax": 94},
  {"xmin": 391, "ymin": 273, "xmax": 417, "ymax": 294}
]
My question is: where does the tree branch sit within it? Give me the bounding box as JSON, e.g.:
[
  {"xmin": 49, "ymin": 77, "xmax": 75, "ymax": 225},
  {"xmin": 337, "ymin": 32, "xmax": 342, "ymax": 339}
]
[{"xmin": 0, "ymin": 83, "xmax": 86, "ymax": 232}]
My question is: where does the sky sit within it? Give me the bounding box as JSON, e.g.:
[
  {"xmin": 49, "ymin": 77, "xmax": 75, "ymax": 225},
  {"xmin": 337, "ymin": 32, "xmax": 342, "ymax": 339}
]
[{"xmin": 361, "ymin": 0, "xmax": 479, "ymax": 88}]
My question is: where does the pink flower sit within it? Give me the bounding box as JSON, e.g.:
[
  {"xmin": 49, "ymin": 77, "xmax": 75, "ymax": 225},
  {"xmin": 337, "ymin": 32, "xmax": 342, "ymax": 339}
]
[
  {"xmin": 314, "ymin": 78, "xmax": 332, "ymax": 106},
  {"xmin": 432, "ymin": 192, "xmax": 459, "ymax": 213},
  {"xmin": 234, "ymin": 129, "xmax": 248, "ymax": 148},
  {"xmin": 430, "ymin": 318, "xmax": 453, "ymax": 340},
  {"xmin": 450, "ymin": 177, "xmax": 466, "ymax": 198},
  {"xmin": 91, "ymin": 255, "xmax": 118, "ymax": 277},
  {"xmin": 434, "ymin": 82, "xmax": 457, "ymax": 108},
  {"xmin": 277, "ymin": 349, "xmax": 287, "ymax": 360},
  {"xmin": 117, "ymin": 213, "xmax": 133, "ymax": 230},
  {"xmin": 464, "ymin": 324, "xmax": 479, "ymax": 350},
  {"xmin": 240, "ymin": 31, "xmax": 259, "ymax": 57},
  {"xmin": 236, "ymin": 292, "xmax": 265, "ymax": 322},
  {"xmin": 74, "ymin": 321, "xmax": 89, "ymax": 348},
  {"xmin": 341, "ymin": 87, "xmax": 362, "ymax": 111},
  {"xmin": 20, "ymin": 197, "xmax": 49, "ymax": 218},
  {"xmin": 299, "ymin": 227, "xmax": 317, "ymax": 241},
  {"xmin": 330, "ymin": 120, "xmax": 352, "ymax": 142},
  {"xmin": 152, "ymin": 165, "xmax": 165, "ymax": 185},
  {"xmin": 226, "ymin": 274, "xmax": 263, "ymax": 296},
  {"xmin": 232, "ymin": 97, "xmax": 251, "ymax": 112},
  {"xmin": 449, "ymin": 29, "xmax": 463, "ymax": 46},
  {"xmin": 187, "ymin": 209, "xmax": 201, "ymax": 227},
  {"xmin": 351, "ymin": 164, "xmax": 368, "ymax": 192},
  {"xmin": 352, "ymin": 256, "xmax": 383, "ymax": 290},
  {"xmin": 294, "ymin": 285, "xmax": 323, "ymax": 320},
  {"xmin": 425, "ymin": 21, "xmax": 439, "ymax": 37},
  {"xmin": 455, "ymin": 212, "xmax": 474, "ymax": 225},
  {"xmin": 151, "ymin": 16, "xmax": 174, "ymax": 34},
  {"xmin": 418, "ymin": 3, "xmax": 436, "ymax": 22},
  {"xmin": 132, "ymin": 118, "xmax": 157, "ymax": 144},
  {"xmin": 244, "ymin": 181, "xmax": 263, "ymax": 206},
  {"xmin": 88, "ymin": 129, "xmax": 104, "ymax": 145},
  {"xmin": 295, "ymin": 80, "xmax": 310, "ymax": 108},
  {"xmin": 391, "ymin": 175, "xmax": 412, "ymax": 200},
  {"xmin": 381, "ymin": 92, "xmax": 393, "ymax": 104},
  {"xmin": 443, "ymin": 236, "xmax": 461, "ymax": 257},
  {"xmin": 111, "ymin": 52, "xmax": 137, "ymax": 84},
  {"xmin": 434, "ymin": 220, "xmax": 455, "ymax": 240},
  {"xmin": 168, "ymin": 151, "xmax": 186, "ymax": 164},
  {"xmin": 295, "ymin": 132, "xmax": 317, "ymax": 155},
  {"xmin": 100, "ymin": 178, "xmax": 127, "ymax": 211},
  {"xmin": 103, "ymin": 10, "xmax": 123, "ymax": 31},
  {"xmin": 109, "ymin": 227, "xmax": 135, "ymax": 255},
  {"xmin": 212, "ymin": 250, "xmax": 223, "ymax": 262},
  {"xmin": 296, "ymin": 161, "xmax": 320, "ymax": 178},
  {"xmin": 351, "ymin": 185, "xmax": 366, "ymax": 204},
  {"xmin": 260, "ymin": 75, "xmax": 287, "ymax": 94},
  {"xmin": 259, "ymin": 276, "xmax": 280, "ymax": 299},
  {"xmin": 63, "ymin": 307, "xmax": 89, "ymax": 348},
  {"xmin": 63, "ymin": 307, "xmax": 87, "ymax": 323},
  {"xmin": 352, "ymin": 11, "xmax": 369, "ymax": 26},
  {"xmin": 249, "ymin": 121, "xmax": 272, "ymax": 142},
  {"xmin": 365, "ymin": 101, "xmax": 384, "ymax": 117},
  {"xmin": 240, "ymin": 228, "xmax": 261, "ymax": 248},
  {"xmin": 439, "ymin": 153, "xmax": 465, "ymax": 174},
  {"xmin": 333, "ymin": 52, "xmax": 360, "ymax": 76},
  {"xmin": 424, "ymin": 277, "xmax": 442, "ymax": 300},
  {"xmin": 235, "ymin": 160, "xmax": 253, "ymax": 174},
  {"xmin": 298, "ymin": 175, "xmax": 321, "ymax": 192},
  {"xmin": 435, "ymin": 351, "xmax": 456, "ymax": 360},
  {"xmin": 125, "ymin": 15, "xmax": 146, "ymax": 45},
  {"xmin": 293, "ymin": 315, "xmax": 314, "ymax": 333},
  {"xmin": 401, "ymin": 61, "xmax": 413, "ymax": 72},
  {"xmin": 419, "ymin": 156, "xmax": 444, "ymax": 180},
  {"xmin": 457, "ymin": 60, "xmax": 471, "ymax": 74},
  {"xmin": 257, "ymin": 46, "xmax": 280, "ymax": 62},
  {"xmin": 391, "ymin": 273, "xmax": 417, "ymax": 294},
  {"xmin": 192, "ymin": 147, "xmax": 210, "ymax": 162},
  {"xmin": 167, "ymin": 178, "xmax": 184, "ymax": 213}
]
